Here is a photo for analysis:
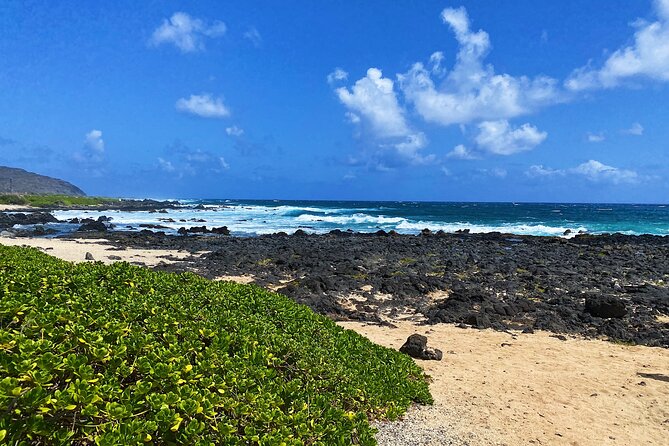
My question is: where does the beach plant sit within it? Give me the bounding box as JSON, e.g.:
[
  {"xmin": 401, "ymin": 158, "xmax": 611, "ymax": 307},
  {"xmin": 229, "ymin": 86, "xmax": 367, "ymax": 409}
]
[
  {"xmin": 0, "ymin": 245, "xmax": 431, "ymax": 445},
  {"xmin": 0, "ymin": 194, "xmax": 120, "ymax": 207}
]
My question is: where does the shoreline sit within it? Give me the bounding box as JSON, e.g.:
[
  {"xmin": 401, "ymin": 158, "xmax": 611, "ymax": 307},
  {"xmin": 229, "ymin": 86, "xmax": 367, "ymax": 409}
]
[{"xmin": 4, "ymin": 198, "xmax": 669, "ymax": 239}]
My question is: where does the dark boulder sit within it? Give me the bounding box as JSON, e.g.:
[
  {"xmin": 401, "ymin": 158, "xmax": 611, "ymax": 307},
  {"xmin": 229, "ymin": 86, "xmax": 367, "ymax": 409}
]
[
  {"xmin": 399, "ymin": 334, "xmax": 443, "ymax": 360},
  {"xmin": 463, "ymin": 312, "xmax": 492, "ymax": 328},
  {"xmin": 77, "ymin": 221, "xmax": 107, "ymax": 232},
  {"xmin": 211, "ymin": 226, "xmax": 230, "ymax": 235},
  {"xmin": 585, "ymin": 294, "xmax": 627, "ymax": 318}
]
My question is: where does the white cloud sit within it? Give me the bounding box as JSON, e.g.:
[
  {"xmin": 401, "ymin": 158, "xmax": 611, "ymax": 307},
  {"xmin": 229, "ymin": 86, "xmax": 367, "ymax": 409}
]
[
  {"xmin": 226, "ymin": 126, "xmax": 244, "ymax": 136},
  {"xmin": 571, "ymin": 160, "xmax": 638, "ymax": 183},
  {"xmin": 476, "ymin": 167, "xmax": 507, "ymax": 178},
  {"xmin": 344, "ymin": 112, "xmax": 360, "ymax": 124},
  {"xmin": 149, "ymin": 12, "xmax": 226, "ymax": 53},
  {"xmin": 474, "ymin": 120, "xmax": 547, "ymax": 155},
  {"xmin": 587, "ymin": 132, "xmax": 606, "ymax": 143},
  {"xmin": 84, "ymin": 129, "xmax": 104, "ymax": 154},
  {"xmin": 327, "ymin": 68, "xmax": 349, "ymax": 84},
  {"xmin": 623, "ymin": 122, "xmax": 644, "ymax": 135},
  {"xmin": 446, "ymin": 144, "xmax": 478, "ymax": 160},
  {"xmin": 526, "ymin": 164, "xmax": 565, "ymax": 177},
  {"xmin": 397, "ymin": 7, "xmax": 562, "ymax": 126},
  {"xmin": 566, "ymin": 0, "xmax": 669, "ymax": 90},
  {"xmin": 158, "ymin": 157, "xmax": 176, "ymax": 172},
  {"xmin": 527, "ymin": 160, "xmax": 638, "ymax": 184},
  {"xmin": 244, "ymin": 27, "xmax": 262, "ymax": 47},
  {"xmin": 176, "ymin": 94, "xmax": 230, "ymax": 118},
  {"xmin": 74, "ymin": 129, "xmax": 106, "ymax": 168},
  {"xmin": 336, "ymin": 68, "xmax": 434, "ymax": 165},
  {"xmin": 159, "ymin": 142, "xmax": 230, "ymax": 176},
  {"xmin": 336, "ymin": 68, "xmax": 409, "ymax": 138},
  {"xmin": 393, "ymin": 133, "xmax": 434, "ymax": 164},
  {"xmin": 491, "ymin": 167, "xmax": 507, "ymax": 178}
]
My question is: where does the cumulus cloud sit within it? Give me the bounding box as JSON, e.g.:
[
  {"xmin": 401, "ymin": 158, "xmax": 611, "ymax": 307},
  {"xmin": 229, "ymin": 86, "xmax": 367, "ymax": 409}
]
[
  {"xmin": 392, "ymin": 133, "xmax": 434, "ymax": 164},
  {"xmin": 327, "ymin": 68, "xmax": 349, "ymax": 84},
  {"xmin": 527, "ymin": 160, "xmax": 638, "ymax": 184},
  {"xmin": 225, "ymin": 126, "xmax": 244, "ymax": 136},
  {"xmin": 244, "ymin": 27, "xmax": 262, "ymax": 47},
  {"xmin": 397, "ymin": 7, "xmax": 562, "ymax": 126},
  {"xmin": 149, "ymin": 12, "xmax": 226, "ymax": 53},
  {"xmin": 474, "ymin": 120, "xmax": 547, "ymax": 155},
  {"xmin": 446, "ymin": 144, "xmax": 478, "ymax": 160},
  {"xmin": 176, "ymin": 94, "xmax": 230, "ymax": 118},
  {"xmin": 328, "ymin": 68, "xmax": 435, "ymax": 166},
  {"xmin": 73, "ymin": 129, "xmax": 106, "ymax": 173},
  {"xmin": 571, "ymin": 160, "xmax": 638, "ymax": 183},
  {"xmin": 335, "ymin": 68, "xmax": 433, "ymax": 165},
  {"xmin": 587, "ymin": 132, "xmax": 606, "ymax": 143},
  {"xmin": 336, "ymin": 68, "xmax": 409, "ymax": 137},
  {"xmin": 84, "ymin": 130, "xmax": 104, "ymax": 154},
  {"xmin": 566, "ymin": 0, "xmax": 669, "ymax": 90},
  {"xmin": 623, "ymin": 122, "xmax": 644, "ymax": 135}
]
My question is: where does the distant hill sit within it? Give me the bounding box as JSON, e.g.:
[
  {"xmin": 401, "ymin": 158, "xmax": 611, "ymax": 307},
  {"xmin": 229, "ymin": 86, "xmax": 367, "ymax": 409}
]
[{"xmin": 0, "ymin": 166, "xmax": 85, "ymax": 196}]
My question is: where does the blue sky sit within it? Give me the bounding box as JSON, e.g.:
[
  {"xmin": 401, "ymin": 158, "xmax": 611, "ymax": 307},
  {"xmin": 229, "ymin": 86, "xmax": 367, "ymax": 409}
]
[{"xmin": 1, "ymin": 0, "xmax": 668, "ymax": 202}]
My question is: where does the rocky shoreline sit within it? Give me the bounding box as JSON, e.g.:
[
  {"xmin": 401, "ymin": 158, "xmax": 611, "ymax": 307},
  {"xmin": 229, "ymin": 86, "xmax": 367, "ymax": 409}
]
[
  {"xmin": 51, "ymin": 229, "xmax": 669, "ymax": 348},
  {"xmin": 2, "ymin": 204, "xmax": 668, "ymax": 347}
]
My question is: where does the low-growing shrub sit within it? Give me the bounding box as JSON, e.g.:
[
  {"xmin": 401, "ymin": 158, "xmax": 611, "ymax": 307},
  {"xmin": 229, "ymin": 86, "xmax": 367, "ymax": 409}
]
[
  {"xmin": 0, "ymin": 246, "xmax": 432, "ymax": 445},
  {"xmin": 0, "ymin": 194, "xmax": 119, "ymax": 207}
]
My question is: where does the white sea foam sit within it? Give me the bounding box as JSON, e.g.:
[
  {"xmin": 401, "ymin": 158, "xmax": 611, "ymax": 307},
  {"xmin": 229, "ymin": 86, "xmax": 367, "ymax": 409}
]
[
  {"xmin": 295, "ymin": 213, "xmax": 405, "ymax": 225},
  {"xmin": 51, "ymin": 203, "xmax": 665, "ymax": 237},
  {"xmin": 395, "ymin": 220, "xmax": 589, "ymax": 237}
]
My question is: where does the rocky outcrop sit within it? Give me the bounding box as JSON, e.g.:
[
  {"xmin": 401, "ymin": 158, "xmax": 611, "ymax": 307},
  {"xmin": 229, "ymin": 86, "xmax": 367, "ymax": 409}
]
[{"xmin": 76, "ymin": 231, "xmax": 669, "ymax": 347}]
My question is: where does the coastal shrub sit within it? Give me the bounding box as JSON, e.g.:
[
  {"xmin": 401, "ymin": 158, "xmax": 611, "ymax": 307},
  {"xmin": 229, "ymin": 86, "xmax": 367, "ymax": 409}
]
[
  {"xmin": 0, "ymin": 245, "xmax": 431, "ymax": 445},
  {"xmin": 0, "ymin": 194, "xmax": 119, "ymax": 207}
]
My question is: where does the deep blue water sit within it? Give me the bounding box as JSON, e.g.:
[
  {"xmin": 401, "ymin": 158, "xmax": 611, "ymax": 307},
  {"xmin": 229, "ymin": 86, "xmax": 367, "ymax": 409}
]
[{"xmin": 46, "ymin": 200, "xmax": 669, "ymax": 237}]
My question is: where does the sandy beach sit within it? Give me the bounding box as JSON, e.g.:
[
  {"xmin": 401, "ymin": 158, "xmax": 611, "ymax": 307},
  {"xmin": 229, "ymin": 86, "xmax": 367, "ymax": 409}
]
[
  {"xmin": 0, "ymin": 234, "xmax": 205, "ymax": 267},
  {"xmin": 2, "ymin": 234, "xmax": 668, "ymax": 445},
  {"xmin": 340, "ymin": 320, "xmax": 669, "ymax": 446}
]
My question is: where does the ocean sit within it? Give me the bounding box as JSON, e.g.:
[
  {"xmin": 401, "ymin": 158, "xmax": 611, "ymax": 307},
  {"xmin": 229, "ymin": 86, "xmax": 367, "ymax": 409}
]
[{"xmin": 44, "ymin": 200, "xmax": 669, "ymax": 237}]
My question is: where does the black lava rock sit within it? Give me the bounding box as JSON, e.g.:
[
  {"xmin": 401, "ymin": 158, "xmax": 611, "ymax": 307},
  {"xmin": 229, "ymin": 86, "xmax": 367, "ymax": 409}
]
[
  {"xmin": 399, "ymin": 334, "xmax": 443, "ymax": 360},
  {"xmin": 77, "ymin": 221, "xmax": 107, "ymax": 232},
  {"xmin": 585, "ymin": 295, "xmax": 627, "ymax": 318}
]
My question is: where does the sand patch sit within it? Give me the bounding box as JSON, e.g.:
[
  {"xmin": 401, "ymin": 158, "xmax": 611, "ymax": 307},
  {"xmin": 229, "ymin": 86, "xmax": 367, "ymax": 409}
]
[
  {"xmin": 339, "ymin": 320, "xmax": 669, "ymax": 446},
  {"xmin": 0, "ymin": 235, "xmax": 198, "ymax": 267},
  {"xmin": 214, "ymin": 274, "xmax": 256, "ymax": 284},
  {"xmin": 656, "ymin": 314, "xmax": 669, "ymax": 324},
  {"xmin": 0, "ymin": 204, "xmax": 35, "ymax": 211}
]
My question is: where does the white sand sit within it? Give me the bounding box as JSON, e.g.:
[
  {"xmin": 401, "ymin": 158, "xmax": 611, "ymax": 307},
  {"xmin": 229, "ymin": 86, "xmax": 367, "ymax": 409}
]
[
  {"xmin": 0, "ymin": 235, "xmax": 202, "ymax": 266},
  {"xmin": 0, "ymin": 204, "xmax": 34, "ymax": 211},
  {"xmin": 339, "ymin": 320, "xmax": 669, "ymax": 446}
]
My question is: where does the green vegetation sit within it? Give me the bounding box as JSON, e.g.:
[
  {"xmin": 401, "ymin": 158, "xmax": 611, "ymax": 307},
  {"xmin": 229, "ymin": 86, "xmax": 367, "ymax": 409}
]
[
  {"xmin": 0, "ymin": 246, "xmax": 431, "ymax": 445},
  {"xmin": 0, "ymin": 194, "xmax": 120, "ymax": 207}
]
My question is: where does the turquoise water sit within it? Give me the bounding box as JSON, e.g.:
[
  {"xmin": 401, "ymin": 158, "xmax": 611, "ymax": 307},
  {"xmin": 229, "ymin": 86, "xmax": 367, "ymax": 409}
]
[{"xmin": 49, "ymin": 200, "xmax": 669, "ymax": 237}]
